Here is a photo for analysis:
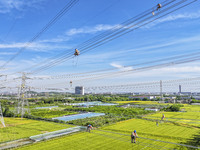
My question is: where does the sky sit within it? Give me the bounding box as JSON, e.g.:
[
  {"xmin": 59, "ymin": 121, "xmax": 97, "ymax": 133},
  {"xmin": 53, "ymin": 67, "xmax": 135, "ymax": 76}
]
[{"xmin": 0, "ymin": 0, "xmax": 200, "ymax": 93}]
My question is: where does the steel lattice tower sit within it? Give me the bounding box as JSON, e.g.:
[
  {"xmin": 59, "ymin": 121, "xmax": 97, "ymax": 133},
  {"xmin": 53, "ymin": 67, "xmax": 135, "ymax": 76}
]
[
  {"xmin": 17, "ymin": 73, "xmax": 30, "ymax": 118},
  {"xmin": 0, "ymin": 102, "xmax": 6, "ymax": 127}
]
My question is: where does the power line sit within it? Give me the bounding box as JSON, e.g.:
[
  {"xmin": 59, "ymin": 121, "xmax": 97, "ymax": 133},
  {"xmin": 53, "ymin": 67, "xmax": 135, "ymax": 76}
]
[
  {"xmin": 18, "ymin": 0, "xmax": 196, "ymax": 74},
  {"xmin": 0, "ymin": 0, "xmax": 79, "ymax": 70},
  {"xmin": 38, "ymin": 50, "xmax": 200, "ymax": 80}
]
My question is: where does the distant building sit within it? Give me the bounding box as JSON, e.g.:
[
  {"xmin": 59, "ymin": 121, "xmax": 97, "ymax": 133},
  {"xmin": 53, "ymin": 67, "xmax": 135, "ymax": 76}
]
[
  {"xmin": 179, "ymin": 85, "xmax": 182, "ymax": 93},
  {"xmin": 75, "ymin": 86, "xmax": 84, "ymax": 95},
  {"xmin": 128, "ymin": 96, "xmax": 156, "ymax": 100}
]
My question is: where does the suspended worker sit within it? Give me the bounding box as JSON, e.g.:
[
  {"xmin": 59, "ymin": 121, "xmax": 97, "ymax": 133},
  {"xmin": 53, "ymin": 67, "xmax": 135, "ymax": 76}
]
[
  {"xmin": 152, "ymin": 3, "xmax": 162, "ymax": 15},
  {"xmin": 131, "ymin": 130, "xmax": 138, "ymax": 143},
  {"xmin": 74, "ymin": 49, "xmax": 80, "ymax": 56},
  {"xmin": 157, "ymin": 3, "xmax": 162, "ymax": 11},
  {"xmin": 70, "ymin": 81, "xmax": 72, "ymax": 87},
  {"xmin": 86, "ymin": 124, "xmax": 93, "ymax": 133}
]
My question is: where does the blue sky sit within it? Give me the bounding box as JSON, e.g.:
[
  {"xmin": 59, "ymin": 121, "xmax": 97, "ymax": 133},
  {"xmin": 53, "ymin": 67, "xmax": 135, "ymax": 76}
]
[{"xmin": 0, "ymin": 0, "xmax": 200, "ymax": 91}]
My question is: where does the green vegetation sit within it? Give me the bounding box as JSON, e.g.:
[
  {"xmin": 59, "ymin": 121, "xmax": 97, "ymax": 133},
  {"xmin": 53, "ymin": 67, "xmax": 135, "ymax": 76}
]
[
  {"xmin": 67, "ymin": 114, "xmax": 128, "ymax": 127},
  {"xmin": 163, "ymin": 104, "xmax": 183, "ymax": 112},
  {"xmin": 0, "ymin": 99, "xmax": 199, "ymax": 149},
  {"xmin": 65, "ymin": 106, "xmax": 150, "ymax": 126},
  {"xmin": 16, "ymin": 118, "xmax": 200, "ymax": 150},
  {"xmin": 74, "ymin": 95, "xmax": 129, "ymax": 102},
  {"xmin": 65, "ymin": 105, "xmax": 150, "ymax": 115},
  {"xmin": 0, "ymin": 117, "xmax": 73, "ymax": 143},
  {"xmin": 191, "ymin": 99, "xmax": 200, "ymax": 103},
  {"xmin": 143, "ymin": 105, "xmax": 200, "ymax": 126}
]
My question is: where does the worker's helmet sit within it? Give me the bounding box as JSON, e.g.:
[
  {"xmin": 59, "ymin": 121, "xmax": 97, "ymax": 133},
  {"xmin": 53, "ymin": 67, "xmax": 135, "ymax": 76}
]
[{"xmin": 134, "ymin": 130, "xmax": 136, "ymax": 133}]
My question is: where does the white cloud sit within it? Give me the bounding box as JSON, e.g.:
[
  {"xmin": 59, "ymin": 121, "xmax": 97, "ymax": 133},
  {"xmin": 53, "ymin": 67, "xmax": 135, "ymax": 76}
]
[
  {"xmin": 0, "ymin": 52, "xmax": 15, "ymax": 55},
  {"xmin": 110, "ymin": 62, "xmax": 133, "ymax": 71},
  {"xmin": 0, "ymin": 0, "xmax": 45, "ymax": 14},
  {"xmin": 0, "ymin": 42, "xmax": 71, "ymax": 52},
  {"xmin": 158, "ymin": 11, "xmax": 200, "ymax": 23},
  {"xmin": 145, "ymin": 11, "xmax": 200, "ymax": 28},
  {"xmin": 65, "ymin": 10, "xmax": 200, "ymax": 37},
  {"xmin": 66, "ymin": 24, "xmax": 122, "ymax": 36},
  {"xmin": 38, "ymin": 36, "xmax": 70, "ymax": 43}
]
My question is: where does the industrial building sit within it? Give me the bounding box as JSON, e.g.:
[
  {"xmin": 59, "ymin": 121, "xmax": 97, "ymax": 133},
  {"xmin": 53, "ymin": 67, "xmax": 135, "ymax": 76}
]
[{"xmin": 75, "ymin": 86, "xmax": 84, "ymax": 95}]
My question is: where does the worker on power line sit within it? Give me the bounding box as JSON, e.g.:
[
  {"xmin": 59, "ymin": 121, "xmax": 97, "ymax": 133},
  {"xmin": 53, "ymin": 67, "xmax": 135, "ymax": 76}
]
[
  {"xmin": 86, "ymin": 124, "xmax": 93, "ymax": 133},
  {"xmin": 157, "ymin": 3, "xmax": 162, "ymax": 11},
  {"xmin": 74, "ymin": 49, "xmax": 80, "ymax": 56},
  {"xmin": 152, "ymin": 3, "xmax": 162, "ymax": 16},
  {"xmin": 131, "ymin": 130, "xmax": 138, "ymax": 143}
]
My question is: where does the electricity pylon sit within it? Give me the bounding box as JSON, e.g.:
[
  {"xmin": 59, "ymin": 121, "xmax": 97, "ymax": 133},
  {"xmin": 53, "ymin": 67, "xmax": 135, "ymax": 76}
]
[
  {"xmin": 160, "ymin": 80, "xmax": 163, "ymax": 101},
  {"xmin": 0, "ymin": 102, "xmax": 5, "ymax": 127},
  {"xmin": 17, "ymin": 73, "xmax": 30, "ymax": 118}
]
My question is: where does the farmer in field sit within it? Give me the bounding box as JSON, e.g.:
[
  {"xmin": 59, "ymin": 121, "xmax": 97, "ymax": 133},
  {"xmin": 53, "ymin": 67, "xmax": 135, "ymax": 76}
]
[
  {"xmin": 131, "ymin": 130, "xmax": 138, "ymax": 143},
  {"xmin": 86, "ymin": 124, "xmax": 93, "ymax": 133},
  {"xmin": 161, "ymin": 114, "xmax": 165, "ymax": 120},
  {"xmin": 156, "ymin": 120, "xmax": 159, "ymax": 126}
]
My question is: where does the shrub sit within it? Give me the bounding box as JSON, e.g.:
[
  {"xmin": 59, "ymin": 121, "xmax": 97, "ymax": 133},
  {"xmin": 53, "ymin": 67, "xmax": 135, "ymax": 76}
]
[{"xmin": 164, "ymin": 104, "xmax": 183, "ymax": 112}]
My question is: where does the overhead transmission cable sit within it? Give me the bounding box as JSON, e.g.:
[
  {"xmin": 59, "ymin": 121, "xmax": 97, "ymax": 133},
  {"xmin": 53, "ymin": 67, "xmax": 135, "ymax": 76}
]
[
  {"xmin": 32, "ymin": 75, "xmax": 200, "ymax": 92},
  {"xmin": 0, "ymin": 0, "xmax": 79, "ymax": 70},
  {"xmin": 41, "ymin": 50, "xmax": 200, "ymax": 80},
  {"xmin": 28, "ymin": 53, "xmax": 200, "ymax": 89},
  {"xmin": 21, "ymin": 0, "xmax": 197, "ymax": 74},
  {"xmin": 12, "ymin": 0, "xmax": 120, "ymax": 75},
  {"xmin": 27, "ymin": 0, "xmax": 176, "ymax": 73},
  {"xmin": 59, "ymin": 53, "xmax": 200, "ymax": 83}
]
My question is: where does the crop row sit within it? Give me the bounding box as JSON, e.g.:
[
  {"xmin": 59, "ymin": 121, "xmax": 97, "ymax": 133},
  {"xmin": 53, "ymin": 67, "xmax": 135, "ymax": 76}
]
[
  {"xmin": 0, "ymin": 118, "xmax": 72, "ymax": 143},
  {"xmin": 16, "ymin": 117, "xmax": 199, "ymax": 150}
]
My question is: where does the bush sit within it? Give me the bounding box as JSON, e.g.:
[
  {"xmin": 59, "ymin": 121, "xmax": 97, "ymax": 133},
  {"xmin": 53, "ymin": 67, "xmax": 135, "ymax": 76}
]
[{"xmin": 164, "ymin": 104, "xmax": 183, "ymax": 112}]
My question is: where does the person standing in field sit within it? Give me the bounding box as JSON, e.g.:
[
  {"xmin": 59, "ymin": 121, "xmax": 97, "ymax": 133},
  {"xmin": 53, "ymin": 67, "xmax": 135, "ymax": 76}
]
[
  {"xmin": 156, "ymin": 120, "xmax": 159, "ymax": 126},
  {"xmin": 161, "ymin": 114, "xmax": 165, "ymax": 120},
  {"xmin": 86, "ymin": 124, "xmax": 93, "ymax": 133},
  {"xmin": 131, "ymin": 130, "xmax": 138, "ymax": 143}
]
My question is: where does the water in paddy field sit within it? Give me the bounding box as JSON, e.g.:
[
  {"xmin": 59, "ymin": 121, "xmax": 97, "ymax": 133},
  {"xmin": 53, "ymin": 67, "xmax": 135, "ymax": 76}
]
[
  {"xmin": 53, "ymin": 112, "xmax": 105, "ymax": 121},
  {"xmin": 70, "ymin": 101, "xmax": 117, "ymax": 106},
  {"xmin": 35, "ymin": 106, "xmax": 58, "ymax": 109}
]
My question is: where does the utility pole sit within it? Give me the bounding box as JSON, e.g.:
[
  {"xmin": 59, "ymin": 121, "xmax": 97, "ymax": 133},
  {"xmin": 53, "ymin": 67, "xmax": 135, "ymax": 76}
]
[
  {"xmin": 0, "ymin": 102, "xmax": 5, "ymax": 127},
  {"xmin": 160, "ymin": 80, "xmax": 163, "ymax": 101}
]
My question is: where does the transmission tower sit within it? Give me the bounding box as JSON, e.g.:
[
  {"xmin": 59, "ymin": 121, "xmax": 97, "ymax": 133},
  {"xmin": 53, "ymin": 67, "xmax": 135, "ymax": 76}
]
[
  {"xmin": 0, "ymin": 102, "xmax": 6, "ymax": 127},
  {"xmin": 17, "ymin": 73, "xmax": 30, "ymax": 118},
  {"xmin": 160, "ymin": 80, "xmax": 163, "ymax": 101}
]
